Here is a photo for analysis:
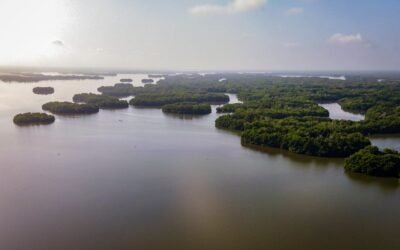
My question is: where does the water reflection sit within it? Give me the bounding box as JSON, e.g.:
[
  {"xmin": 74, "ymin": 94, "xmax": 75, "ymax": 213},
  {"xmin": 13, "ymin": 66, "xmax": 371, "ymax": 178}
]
[
  {"xmin": 345, "ymin": 172, "xmax": 400, "ymax": 192},
  {"xmin": 162, "ymin": 112, "xmax": 209, "ymax": 120},
  {"xmin": 243, "ymin": 144, "xmax": 343, "ymax": 167}
]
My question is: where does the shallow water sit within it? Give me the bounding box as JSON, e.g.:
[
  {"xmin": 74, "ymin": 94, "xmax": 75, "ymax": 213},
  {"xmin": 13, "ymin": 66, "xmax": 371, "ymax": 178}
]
[
  {"xmin": 370, "ymin": 134, "xmax": 400, "ymax": 151},
  {"xmin": 319, "ymin": 103, "xmax": 365, "ymax": 121},
  {"xmin": 0, "ymin": 76, "xmax": 399, "ymax": 250}
]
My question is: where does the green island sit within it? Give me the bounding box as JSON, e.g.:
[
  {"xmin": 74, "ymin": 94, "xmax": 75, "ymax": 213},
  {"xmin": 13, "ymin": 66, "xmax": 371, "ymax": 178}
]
[
  {"xmin": 120, "ymin": 78, "xmax": 133, "ymax": 83},
  {"xmin": 13, "ymin": 112, "xmax": 55, "ymax": 125},
  {"xmin": 98, "ymin": 82, "xmax": 230, "ymax": 107},
  {"xmin": 129, "ymin": 92, "xmax": 229, "ymax": 107},
  {"xmin": 73, "ymin": 93, "xmax": 128, "ymax": 109},
  {"xmin": 162, "ymin": 103, "xmax": 212, "ymax": 115},
  {"xmin": 33, "ymin": 87, "xmax": 55, "ymax": 95},
  {"xmin": 97, "ymin": 83, "xmax": 135, "ymax": 97},
  {"xmin": 42, "ymin": 101, "xmax": 99, "ymax": 115},
  {"xmin": 345, "ymin": 146, "xmax": 400, "ymax": 178},
  {"xmin": 142, "ymin": 79, "xmax": 154, "ymax": 84}
]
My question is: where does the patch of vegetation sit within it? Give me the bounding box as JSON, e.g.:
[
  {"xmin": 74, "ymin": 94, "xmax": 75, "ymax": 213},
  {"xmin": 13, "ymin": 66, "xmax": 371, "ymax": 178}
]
[
  {"xmin": 98, "ymin": 83, "xmax": 135, "ymax": 97},
  {"xmin": 98, "ymin": 83, "xmax": 230, "ymax": 107},
  {"xmin": 120, "ymin": 78, "xmax": 133, "ymax": 83},
  {"xmin": 130, "ymin": 92, "xmax": 229, "ymax": 107},
  {"xmin": 345, "ymin": 146, "xmax": 400, "ymax": 178},
  {"xmin": 13, "ymin": 112, "xmax": 55, "ymax": 125},
  {"xmin": 33, "ymin": 87, "xmax": 54, "ymax": 95},
  {"xmin": 142, "ymin": 79, "xmax": 154, "ymax": 84},
  {"xmin": 162, "ymin": 103, "xmax": 212, "ymax": 115},
  {"xmin": 42, "ymin": 102, "xmax": 99, "ymax": 115},
  {"xmin": 73, "ymin": 93, "xmax": 128, "ymax": 109},
  {"xmin": 239, "ymin": 117, "xmax": 371, "ymax": 157}
]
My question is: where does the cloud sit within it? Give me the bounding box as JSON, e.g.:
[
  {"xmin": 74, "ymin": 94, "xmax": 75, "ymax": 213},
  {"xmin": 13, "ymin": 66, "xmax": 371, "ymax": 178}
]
[
  {"xmin": 328, "ymin": 33, "xmax": 364, "ymax": 45},
  {"xmin": 286, "ymin": 7, "xmax": 304, "ymax": 16},
  {"xmin": 189, "ymin": 0, "xmax": 267, "ymax": 16},
  {"xmin": 52, "ymin": 40, "xmax": 64, "ymax": 46}
]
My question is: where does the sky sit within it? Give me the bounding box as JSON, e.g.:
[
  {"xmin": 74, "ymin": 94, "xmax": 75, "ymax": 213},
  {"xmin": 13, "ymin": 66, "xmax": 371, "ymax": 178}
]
[{"xmin": 0, "ymin": 0, "xmax": 399, "ymax": 71}]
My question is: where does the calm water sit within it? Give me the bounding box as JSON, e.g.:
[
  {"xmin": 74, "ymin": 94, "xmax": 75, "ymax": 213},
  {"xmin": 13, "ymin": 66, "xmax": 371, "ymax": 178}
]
[
  {"xmin": 0, "ymin": 76, "xmax": 399, "ymax": 250},
  {"xmin": 319, "ymin": 103, "xmax": 365, "ymax": 121}
]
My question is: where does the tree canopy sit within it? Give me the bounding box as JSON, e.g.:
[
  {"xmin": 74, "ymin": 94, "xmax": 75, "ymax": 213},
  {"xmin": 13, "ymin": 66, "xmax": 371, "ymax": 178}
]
[
  {"xmin": 13, "ymin": 112, "xmax": 55, "ymax": 125},
  {"xmin": 42, "ymin": 102, "xmax": 99, "ymax": 115}
]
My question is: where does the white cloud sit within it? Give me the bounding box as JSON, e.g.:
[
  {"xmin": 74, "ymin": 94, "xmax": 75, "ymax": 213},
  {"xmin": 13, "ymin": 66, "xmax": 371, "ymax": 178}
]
[
  {"xmin": 328, "ymin": 33, "xmax": 364, "ymax": 45},
  {"xmin": 189, "ymin": 0, "xmax": 267, "ymax": 16},
  {"xmin": 52, "ymin": 40, "xmax": 64, "ymax": 46},
  {"xmin": 286, "ymin": 7, "xmax": 304, "ymax": 16}
]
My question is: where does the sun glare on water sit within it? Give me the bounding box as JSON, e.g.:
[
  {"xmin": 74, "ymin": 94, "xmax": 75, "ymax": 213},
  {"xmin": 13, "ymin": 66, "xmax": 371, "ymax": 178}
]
[{"xmin": 0, "ymin": 0, "xmax": 70, "ymax": 65}]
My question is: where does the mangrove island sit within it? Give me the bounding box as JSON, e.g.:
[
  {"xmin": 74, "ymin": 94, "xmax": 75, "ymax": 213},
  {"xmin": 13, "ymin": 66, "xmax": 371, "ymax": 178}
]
[
  {"xmin": 42, "ymin": 102, "xmax": 99, "ymax": 115},
  {"xmin": 13, "ymin": 112, "xmax": 55, "ymax": 126},
  {"xmin": 120, "ymin": 78, "xmax": 133, "ymax": 83},
  {"xmin": 345, "ymin": 146, "xmax": 400, "ymax": 178},
  {"xmin": 142, "ymin": 79, "xmax": 154, "ymax": 84},
  {"xmin": 73, "ymin": 93, "xmax": 129, "ymax": 109},
  {"xmin": 162, "ymin": 103, "xmax": 212, "ymax": 115},
  {"xmin": 33, "ymin": 87, "xmax": 55, "ymax": 95}
]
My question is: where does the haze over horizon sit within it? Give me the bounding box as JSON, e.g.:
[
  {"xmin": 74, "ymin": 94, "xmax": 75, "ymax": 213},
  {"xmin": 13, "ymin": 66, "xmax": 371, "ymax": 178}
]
[{"xmin": 1, "ymin": 0, "xmax": 399, "ymax": 71}]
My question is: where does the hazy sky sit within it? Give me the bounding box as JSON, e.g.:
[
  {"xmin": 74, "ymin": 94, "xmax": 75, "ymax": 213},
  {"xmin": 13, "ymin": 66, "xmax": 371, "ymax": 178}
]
[{"xmin": 0, "ymin": 0, "xmax": 399, "ymax": 71}]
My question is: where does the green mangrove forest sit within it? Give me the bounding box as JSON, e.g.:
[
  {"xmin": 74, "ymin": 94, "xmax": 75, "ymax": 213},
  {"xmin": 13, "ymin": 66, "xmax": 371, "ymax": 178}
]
[
  {"xmin": 120, "ymin": 78, "xmax": 133, "ymax": 83},
  {"xmin": 73, "ymin": 93, "xmax": 128, "ymax": 109},
  {"xmin": 42, "ymin": 102, "xmax": 99, "ymax": 115},
  {"xmin": 142, "ymin": 79, "xmax": 154, "ymax": 84},
  {"xmin": 345, "ymin": 146, "xmax": 400, "ymax": 178},
  {"xmin": 33, "ymin": 87, "xmax": 55, "ymax": 95},
  {"xmin": 162, "ymin": 103, "xmax": 212, "ymax": 115},
  {"xmin": 97, "ymin": 83, "xmax": 135, "ymax": 97},
  {"xmin": 13, "ymin": 112, "xmax": 55, "ymax": 125},
  {"xmin": 98, "ymin": 82, "xmax": 230, "ymax": 107}
]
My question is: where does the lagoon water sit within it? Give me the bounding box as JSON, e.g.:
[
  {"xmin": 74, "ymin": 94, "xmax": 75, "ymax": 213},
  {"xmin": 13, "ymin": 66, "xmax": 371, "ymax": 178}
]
[
  {"xmin": 319, "ymin": 103, "xmax": 365, "ymax": 121},
  {"xmin": 0, "ymin": 75, "xmax": 399, "ymax": 250}
]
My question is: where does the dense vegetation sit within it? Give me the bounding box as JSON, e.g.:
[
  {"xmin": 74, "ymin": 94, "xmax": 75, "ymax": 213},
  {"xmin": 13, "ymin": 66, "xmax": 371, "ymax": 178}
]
[
  {"xmin": 120, "ymin": 78, "xmax": 133, "ymax": 82},
  {"xmin": 345, "ymin": 146, "xmax": 400, "ymax": 178},
  {"xmin": 33, "ymin": 87, "xmax": 54, "ymax": 95},
  {"xmin": 13, "ymin": 112, "xmax": 55, "ymax": 125},
  {"xmin": 73, "ymin": 93, "xmax": 128, "ymax": 109},
  {"xmin": 98, "ymin": 82, "xmax": 230, "ymax": 107},
  {"xmin": 142, "ymin": 79, "xmax": 154, "ymax": 84},
  {"xmin": 42, "ymin": 102, "xmax": 99, "ymax": 115},
  {"xmin": 162, "ymin": 103, "xmax": 212, "ymax": 115},
  {"xmin": 239, "ymin": 117, "xmax": 371, "ymax": 157},
  {"xmin": 98, "ymin": 83, "xmax": 135, "ymax": 97},
  {"xmin": 130, "ymin": 92, "xmax": 229, "ymax": 107}
]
